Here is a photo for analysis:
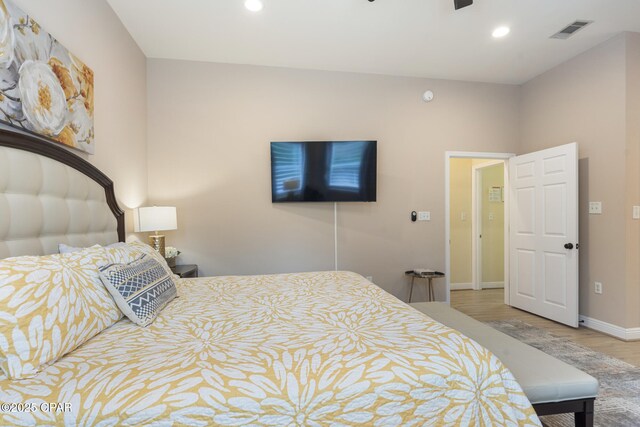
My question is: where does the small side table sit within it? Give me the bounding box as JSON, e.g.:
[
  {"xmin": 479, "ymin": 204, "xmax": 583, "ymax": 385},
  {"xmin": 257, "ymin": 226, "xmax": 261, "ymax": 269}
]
[
  {"xmin": 171, "ymin": 264, "xmax": 199, "ymax": 278},
  {"xmin": 405, "ymin": 270, "xmax": 445, "ymax": 302}
]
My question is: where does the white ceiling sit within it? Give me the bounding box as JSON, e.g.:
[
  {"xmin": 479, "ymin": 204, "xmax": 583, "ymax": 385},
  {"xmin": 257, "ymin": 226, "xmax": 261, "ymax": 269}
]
[{"xmin": 106, "ymin": 0, "xmax": 640, "ymax": 85}]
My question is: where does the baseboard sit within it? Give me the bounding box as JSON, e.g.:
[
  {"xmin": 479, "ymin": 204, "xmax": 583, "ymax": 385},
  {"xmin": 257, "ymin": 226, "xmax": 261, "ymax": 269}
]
[
  {"xmin": 481, "ymin": 281, "xmax": 504, "ymax": 289},
  {"xmin": 579, "ymin": 315, "xmax": 640, "ymax": 341},
  {"xmin": 627, "ymin": 328, "xmax": 640, "ymax": 341},
  {"xmin": 450, "ymin": 282, "xmax": 504, "ymax": 290}
]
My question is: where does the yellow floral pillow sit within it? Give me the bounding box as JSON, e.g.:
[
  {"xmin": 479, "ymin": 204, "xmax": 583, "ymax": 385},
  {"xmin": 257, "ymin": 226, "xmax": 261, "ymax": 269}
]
[{"xmin": 0, "ymin": 246, "xmax": 121, "ymax": 379}]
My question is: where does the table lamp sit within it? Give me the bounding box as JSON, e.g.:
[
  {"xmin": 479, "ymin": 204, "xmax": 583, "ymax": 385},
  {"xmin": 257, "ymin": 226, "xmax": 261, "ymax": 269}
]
[{"xmin": 133, "ymin": 206, "xmax": 177, "ymax": 257}]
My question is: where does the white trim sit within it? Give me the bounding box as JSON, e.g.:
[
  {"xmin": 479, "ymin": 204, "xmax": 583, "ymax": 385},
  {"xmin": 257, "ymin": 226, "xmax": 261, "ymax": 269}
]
[
  {"xmin": 450, "ymin": 282, "xmax": 473, "ymax": 290},
  {"xmin": 445, "ymin": 151, "xmax": 514, "ymax": 307},
  {"xmin": 503, "ymin": 162, "xmax": 510, "ymax": 305},
  {"xmin": 446, "ymin": 151, "xmax": 517, "ymax": 159},
  {"xmin": 579, "ymin": 315, "xmax": 640, "ymax": 341},
  {"xmin": 481, "ymin": 281, "xmax": 504, "ymax": 289},
  {"xmin": 628, "ymin": 328, "xmax": 640, "ymax": 341},
  {"xmin": 444, "ymin": 155, "xmax": 451, "ymax": 304},
  {"xmin": 450, "ymin": 282, "xmax": 504, "ymax": 291}
]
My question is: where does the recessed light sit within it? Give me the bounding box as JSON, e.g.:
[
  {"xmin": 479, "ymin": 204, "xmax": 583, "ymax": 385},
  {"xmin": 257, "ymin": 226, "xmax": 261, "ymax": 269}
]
[
  {"xmin": 244, "ymin": 0, "xmax": 263, "ymax": 12},
  {"xmin": 492, "ymin": 26, "xmax": 510, "ymax": 38}
]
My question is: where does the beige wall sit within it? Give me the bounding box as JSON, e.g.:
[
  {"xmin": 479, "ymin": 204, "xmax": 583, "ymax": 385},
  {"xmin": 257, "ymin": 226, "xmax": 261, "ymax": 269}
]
[
  {"xmin": 147, "ymin": 59, "xmax": 520, "ymax": 301},
  {"xmin": 480, "ymin": 163, "xmax": 504, "ymax": 284},
  {"xmin": 449, "ymin": 158, "xmax": 473, "ymax": 284},
  {"xmin": 16, "ymin": 0, "xmax": 148, "ymax": 235},
  {"xmin": 8, "ymin": 5, "xmax": 639, "ymax": 328},
  {"xmin": 519, "ymin": 34, "xmax": 632, "ymax": 327}
]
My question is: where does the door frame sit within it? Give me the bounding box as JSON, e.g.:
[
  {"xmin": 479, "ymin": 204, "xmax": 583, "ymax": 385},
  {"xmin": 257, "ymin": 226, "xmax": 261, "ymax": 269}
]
[
  {"xmin": 444, "ymin": 151, "xmax": 514, "ymax": 305},
  {"xmin": 471, "ymin": 160, "xmax": 506, "ymax": 291}
]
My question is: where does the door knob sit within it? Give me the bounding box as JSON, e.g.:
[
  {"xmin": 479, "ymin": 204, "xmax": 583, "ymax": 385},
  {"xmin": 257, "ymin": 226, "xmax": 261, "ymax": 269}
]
[{"xmin": 564, "ymin": 243, "xmax": 574, "ymax": 249}]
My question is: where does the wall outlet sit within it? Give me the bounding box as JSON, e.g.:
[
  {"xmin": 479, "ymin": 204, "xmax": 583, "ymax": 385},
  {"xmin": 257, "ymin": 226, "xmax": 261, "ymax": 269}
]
[
  {"xmin": 594, "ymin": 282, "xmax": 603, "ymax": 294},
  {"xmin": 418, "ymin": 211, "xmax": 431, "ymax": 221},
  {"xmin": 589, "ymin": 202, "xmax": 602, "ymax": 214},
  {"xmin": 633, "ymin": 206, "xmax": 640, "ymax": 220}
]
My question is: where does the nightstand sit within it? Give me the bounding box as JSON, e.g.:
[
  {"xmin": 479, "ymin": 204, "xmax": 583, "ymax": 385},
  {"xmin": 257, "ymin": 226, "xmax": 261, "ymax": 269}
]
[{"xmin": 171, "ymin": 264, "xmax": 198, "ymax": 278}]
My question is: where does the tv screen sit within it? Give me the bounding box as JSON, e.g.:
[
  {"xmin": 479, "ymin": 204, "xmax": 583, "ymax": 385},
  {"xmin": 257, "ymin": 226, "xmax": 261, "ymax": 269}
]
[{"xmin": 271, "ymin": 141, "xmax": 377, "ymax": 203}]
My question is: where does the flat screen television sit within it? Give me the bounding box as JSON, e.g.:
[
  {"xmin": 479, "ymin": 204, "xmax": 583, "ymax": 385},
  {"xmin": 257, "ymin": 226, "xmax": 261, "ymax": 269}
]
[{"xmin": 271, "ymin": 141, "xmax": 377, "ymax": 202}]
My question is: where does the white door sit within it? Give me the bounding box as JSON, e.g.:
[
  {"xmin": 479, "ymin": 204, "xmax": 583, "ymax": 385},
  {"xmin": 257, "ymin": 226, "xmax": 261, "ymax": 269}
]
[{"xmin": 509, "ymin": 142, "xmax": 578, "ymax": 327}]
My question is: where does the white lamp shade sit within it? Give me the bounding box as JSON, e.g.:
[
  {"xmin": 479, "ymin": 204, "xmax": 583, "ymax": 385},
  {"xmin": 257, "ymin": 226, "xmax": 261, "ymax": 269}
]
[{"xmin": 134, "ymin": 206, "xmax": 177, "ymax": 232}]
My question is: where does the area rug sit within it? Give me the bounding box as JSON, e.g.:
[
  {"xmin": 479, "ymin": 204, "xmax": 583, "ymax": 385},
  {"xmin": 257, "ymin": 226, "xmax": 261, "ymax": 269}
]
[{"xmin": 485, "ymin": 319, "xmax": 640, "ymax": 427}]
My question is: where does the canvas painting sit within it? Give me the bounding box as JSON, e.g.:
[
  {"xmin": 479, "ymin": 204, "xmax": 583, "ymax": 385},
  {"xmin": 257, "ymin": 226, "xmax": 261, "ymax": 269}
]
[{"xmin": 0, "ymin": 0, "xmax": 95, "ymax": 154}]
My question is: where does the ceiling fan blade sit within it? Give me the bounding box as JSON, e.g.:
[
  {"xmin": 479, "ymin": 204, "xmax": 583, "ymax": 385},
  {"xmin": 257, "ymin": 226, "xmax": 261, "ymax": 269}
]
[{"xmin": 454, "ymin": 0, "xmax": 473, "ymax": 10}]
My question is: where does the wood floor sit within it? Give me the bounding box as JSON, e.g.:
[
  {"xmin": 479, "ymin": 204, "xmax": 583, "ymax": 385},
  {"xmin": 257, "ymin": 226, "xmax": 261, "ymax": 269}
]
[{"xmin": 450, "ymin": 289, "xmax": 640, "ymax": 367}]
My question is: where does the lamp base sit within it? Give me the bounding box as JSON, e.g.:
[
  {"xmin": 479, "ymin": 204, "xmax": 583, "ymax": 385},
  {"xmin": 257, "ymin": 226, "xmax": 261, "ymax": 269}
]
[{"xmin": 149, "ymin": 234, "xmax": 165, "ymax": 257}]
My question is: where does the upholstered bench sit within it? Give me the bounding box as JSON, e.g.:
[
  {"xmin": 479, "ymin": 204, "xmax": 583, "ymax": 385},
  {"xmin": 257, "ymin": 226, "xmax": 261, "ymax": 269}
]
[{"xmin": 410, "ymin": 302, "xmax": 599, "ymax": 427}]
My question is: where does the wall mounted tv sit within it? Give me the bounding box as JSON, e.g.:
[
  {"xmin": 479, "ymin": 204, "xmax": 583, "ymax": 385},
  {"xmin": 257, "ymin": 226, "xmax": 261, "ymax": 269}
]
[{"xmin": 271, "ymin": 141, "xmax": 377, "ymax": 203}]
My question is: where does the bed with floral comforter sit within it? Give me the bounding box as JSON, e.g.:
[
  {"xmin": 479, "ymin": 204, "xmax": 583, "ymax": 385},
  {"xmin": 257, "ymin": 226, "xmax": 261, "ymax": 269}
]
[{"xmin": 0, "ymin": 271, "xmax": 540, "ymax": 426}]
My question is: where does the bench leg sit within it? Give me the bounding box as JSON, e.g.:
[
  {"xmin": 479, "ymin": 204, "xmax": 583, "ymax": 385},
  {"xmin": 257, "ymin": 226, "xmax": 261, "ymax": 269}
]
[
  {"xmin": 532, "ymin": 398, "xmax": 595, "ymax": 427},
  {"xmin": 574, "ymin": 399, "xmax": 594, "ymax": 427},
  {"xmin": 409, "ymin": 277, "xmax": 415, "ymax": 302}
]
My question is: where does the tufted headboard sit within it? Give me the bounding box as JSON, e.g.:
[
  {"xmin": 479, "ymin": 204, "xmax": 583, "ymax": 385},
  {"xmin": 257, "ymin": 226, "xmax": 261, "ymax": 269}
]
[{"xmin": 0, "ymin": 129, "xmax": 124, "ymax": 258}]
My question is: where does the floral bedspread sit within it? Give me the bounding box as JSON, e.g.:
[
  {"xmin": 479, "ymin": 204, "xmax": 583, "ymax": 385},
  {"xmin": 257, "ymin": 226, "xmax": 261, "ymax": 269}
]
[{"xmin": 0, "ymin": 271, "xmax": 540, "ymax": 426}]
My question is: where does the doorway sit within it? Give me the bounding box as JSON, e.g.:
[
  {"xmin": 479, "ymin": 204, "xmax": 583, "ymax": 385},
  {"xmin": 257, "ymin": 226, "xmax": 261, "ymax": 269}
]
[
  {"xmin": 445, "ymin": 144, "xmax": 579, "ymax": 328},
  {"xmin": 444, "ymin": 151, "xmax": 512, "ymax": 305},
  {"xmin": 472, "ymin": 161, "xmax": 505, "ymax": 291}
]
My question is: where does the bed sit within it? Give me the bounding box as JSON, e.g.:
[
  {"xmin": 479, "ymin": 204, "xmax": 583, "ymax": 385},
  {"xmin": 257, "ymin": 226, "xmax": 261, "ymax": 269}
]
[{"xmin": 0, "ymin": 130, "xmax": 541, "ymax": 426}]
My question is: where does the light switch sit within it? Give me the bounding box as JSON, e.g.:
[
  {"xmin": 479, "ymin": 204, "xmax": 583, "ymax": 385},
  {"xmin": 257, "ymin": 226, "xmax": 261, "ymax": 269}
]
[
  {"xmin": 488, "ymin": 213, "xmax": 494, "ymax": 221},
  {"xmin": 461, "ymin": 212, "xmax": 466, "ymax": 221},
  {"xmin": 634, "ymin": 206, "xmax": 640, "ymax": 220},
  {"xmin": 589, "ymin": 202, "xmax": 602, "ymax": 215},
  {"xmin": 418, "ymin": 211, "xmax": 431, "ymax": 221}
]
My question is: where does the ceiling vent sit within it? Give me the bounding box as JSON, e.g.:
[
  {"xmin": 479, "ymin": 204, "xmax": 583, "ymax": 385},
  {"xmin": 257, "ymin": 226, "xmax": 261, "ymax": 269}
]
[{"xmin": 550, "ymin": 20, "xmax": 593, "ymax": 40}]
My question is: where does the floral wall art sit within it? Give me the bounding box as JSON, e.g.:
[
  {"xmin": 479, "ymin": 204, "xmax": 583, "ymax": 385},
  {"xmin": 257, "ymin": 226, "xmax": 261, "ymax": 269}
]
[{"xmin": 0, "ymin": 0, "xmax": 94, "ymax": 154}]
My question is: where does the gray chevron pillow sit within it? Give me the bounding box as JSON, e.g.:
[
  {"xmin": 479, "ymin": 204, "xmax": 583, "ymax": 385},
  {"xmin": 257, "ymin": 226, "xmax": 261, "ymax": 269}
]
[{"xmin": 99, "ymin": 254, "xmax": 177, "ymax": 327}]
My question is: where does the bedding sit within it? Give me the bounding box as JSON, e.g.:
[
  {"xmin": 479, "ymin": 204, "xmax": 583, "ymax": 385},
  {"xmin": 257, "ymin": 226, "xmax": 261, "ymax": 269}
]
[
  {"xmin": 0, "ymin": 271, "xmax": 541, "ymax": 426},
  {"xmin": 0, "ymin": 246, "xmax": 122, "ymax": 379}
]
